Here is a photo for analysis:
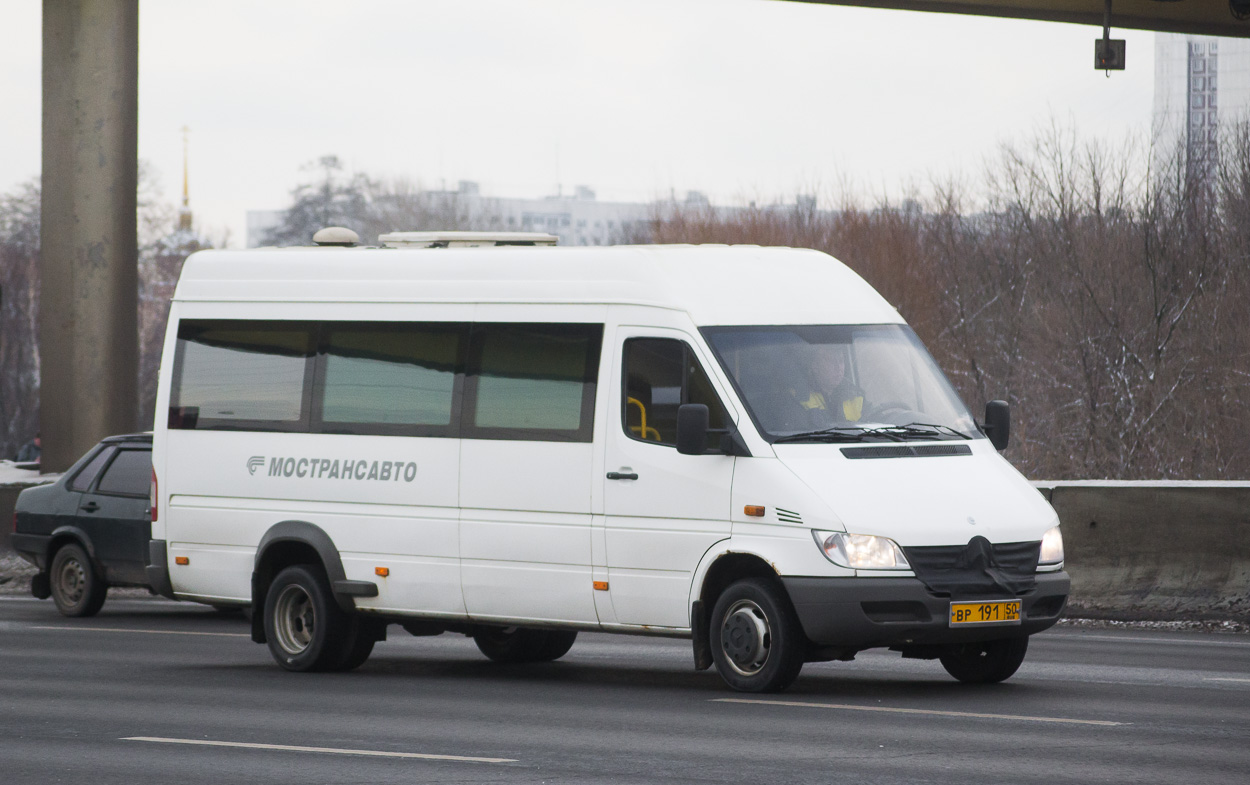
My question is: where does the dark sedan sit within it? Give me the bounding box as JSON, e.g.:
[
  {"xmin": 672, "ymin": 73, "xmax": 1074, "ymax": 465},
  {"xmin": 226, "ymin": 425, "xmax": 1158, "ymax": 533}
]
[{"xmin": 12, "ymin": 433, "xmax": 157, "ymax": 616}]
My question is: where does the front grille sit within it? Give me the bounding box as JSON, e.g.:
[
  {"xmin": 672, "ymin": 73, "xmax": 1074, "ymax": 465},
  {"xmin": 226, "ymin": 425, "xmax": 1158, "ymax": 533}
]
[{"xmin": 902, "ymin": 538, "xmax": 1041, "ymax": 598}]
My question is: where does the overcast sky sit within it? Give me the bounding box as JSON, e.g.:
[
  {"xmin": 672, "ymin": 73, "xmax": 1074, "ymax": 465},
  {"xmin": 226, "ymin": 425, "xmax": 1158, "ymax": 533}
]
[{"xmin": 1, "ymin": 0, "xmax": 1157, "ymax": 247}]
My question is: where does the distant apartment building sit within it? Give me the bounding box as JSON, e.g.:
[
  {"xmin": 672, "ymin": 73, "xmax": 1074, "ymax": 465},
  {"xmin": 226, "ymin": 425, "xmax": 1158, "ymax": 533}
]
[
  {"xmin": 248, "ymin": 183, "xmax": 664, "ymax": 248},
  {"xmin": 1154, "ymin": 34, "xmax": 1250, "ymax": 182},
  {"xmin": 243, "ymin": 181, "xmax": 792, "ymax": 249}
]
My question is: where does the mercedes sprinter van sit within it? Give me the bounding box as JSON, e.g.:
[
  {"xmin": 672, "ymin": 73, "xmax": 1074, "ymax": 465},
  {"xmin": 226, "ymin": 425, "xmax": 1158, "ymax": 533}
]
[{"xmin": 148, "ymin": 230, "xmax": 1068, "ymax": 692}]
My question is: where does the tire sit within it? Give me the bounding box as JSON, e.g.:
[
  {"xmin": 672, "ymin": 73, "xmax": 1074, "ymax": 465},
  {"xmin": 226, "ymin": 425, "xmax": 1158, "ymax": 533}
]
[
  {"xmin": 336, "ymin": 633, "xmax": 376, "ymax": 672},
  {"xmin": 709, "ymin": 578, "xmax": 805, "ymax": 693},
  {"xmin": 939, "ymin": 636, "xmax": 1029, "ymax": 683},
  {"xmin": 263, "ymin": 564, "xmax": 359, "ymax": 672},
  {"xmin": 49, "ymin": 543, "xmax": 107, "ymax": 618},
  {"xmin": 473, "ymin": 627, "xmax": 576, "ymax": 663},
  {"xmin": 534, "ymin": 630, "xmax": 577, "ymax": 661}
]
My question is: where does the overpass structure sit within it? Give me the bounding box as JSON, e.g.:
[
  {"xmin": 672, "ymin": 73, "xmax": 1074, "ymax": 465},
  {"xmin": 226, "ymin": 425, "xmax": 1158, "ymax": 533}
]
[
  {"xmin": 37, "ymin": 0, "xmax": 1250, "ymax": 471},
  {"xmin": 788, "ymin": 1, "xmax": 1250, "ymax": 38}
]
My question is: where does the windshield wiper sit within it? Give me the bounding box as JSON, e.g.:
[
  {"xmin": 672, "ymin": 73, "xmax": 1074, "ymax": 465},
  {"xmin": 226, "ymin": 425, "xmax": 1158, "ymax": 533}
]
[
  {"xmin": 883, "ymin": 422, "xmax": 974, "ymax": 440},
  {"xmin": 774, "ymin": 423, "xmax": 973, "ymax": 444},
  {"xmin": 774, "ymin": 426, "xmax": 906, "ymax": 444}
]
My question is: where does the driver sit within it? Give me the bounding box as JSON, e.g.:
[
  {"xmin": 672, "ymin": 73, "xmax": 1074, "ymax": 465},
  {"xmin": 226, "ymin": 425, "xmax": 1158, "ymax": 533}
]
[{"xmin": 798, "ymin": 347, "xmax": 864, "ymax": 422}]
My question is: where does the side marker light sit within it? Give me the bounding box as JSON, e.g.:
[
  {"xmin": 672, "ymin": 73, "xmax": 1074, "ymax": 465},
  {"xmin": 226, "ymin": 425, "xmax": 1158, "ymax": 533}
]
[
  {"xmin": 375, "ymin": 567, "xmax": 390, "ymax": 577},
  {"xmin": 744, "ymin": 505, "xmax": 766, "ymax": 517},
  {"xmin": 593, "ymin": 581, "xmax": 609, "ymax": 591},
  {"xmin": 174, "ymin": 556, "xmax": 189, "ymax": 566}
]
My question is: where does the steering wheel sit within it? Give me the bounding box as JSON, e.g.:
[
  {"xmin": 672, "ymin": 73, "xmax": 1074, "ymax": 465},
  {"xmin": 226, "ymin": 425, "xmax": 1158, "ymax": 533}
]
[{"xmin": 864, "ymin": 400, "xmax": 913, "ymax": 422}]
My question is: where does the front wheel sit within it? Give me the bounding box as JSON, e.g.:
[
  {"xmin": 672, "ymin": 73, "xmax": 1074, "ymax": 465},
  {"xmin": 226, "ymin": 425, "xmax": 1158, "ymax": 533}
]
[
  {"xmin": 49, "ymin": 543, "xmax": 107, "ymax": 618},
  {"xmin": 939, "ymin": 637, "xmax": 1029, "ymax": 683},
  {"xmin": 263, "ymin": 564, "xmax": 362, "ymax": 672},
  {"xmin": 709, "ymin": 578, "xmax": 805, "ymax": 693}
]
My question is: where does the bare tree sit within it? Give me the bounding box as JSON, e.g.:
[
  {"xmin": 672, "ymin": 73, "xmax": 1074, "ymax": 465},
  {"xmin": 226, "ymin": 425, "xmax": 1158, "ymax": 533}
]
[
  {"xmin": 0, "ymin": 180, "xmax": 41, "ymax": 459},
  {"xmin": 641, "ymin": 125, "xmax": 1250, "ymax": 480}
]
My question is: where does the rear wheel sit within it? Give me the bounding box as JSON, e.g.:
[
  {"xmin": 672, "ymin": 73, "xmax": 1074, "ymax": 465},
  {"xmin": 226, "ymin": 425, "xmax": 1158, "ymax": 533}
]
[
  {"xmin": 709, "ymin": 578, "xmax": 805, "ymax": 693},
  {"xmin": 939, "ymin": 637, "xmax": 1029, "ymax": 683},
  {"xmin": 473, "ymin": 627, "xmax": 577, "ymax": 663},
  {"xmin": 263, "ymin": 564, "xmax": 362, "ymax": 672},
  {"xmin": 49, "ymin": 543, "xmax": 107, "ymax": 618}
]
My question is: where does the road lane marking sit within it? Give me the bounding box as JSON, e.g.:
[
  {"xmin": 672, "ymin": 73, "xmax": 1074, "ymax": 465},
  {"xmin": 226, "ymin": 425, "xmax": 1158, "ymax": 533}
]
[
  {"xmin": 713, "ymin": 698, "xmax": 1126, "ymax": 726},
  {"xmin": 1204, "ymin": 677, "xmax": 1250, "ymax": 683},
  {"xmin": 122, "ymin": 737, "xmax": 516, "ymax": 763},
  {"xmin": 1048, "ymin": 633, "xmax": 1250, "ymax": 648},
  {"xmin": 32, "ymin": 625, "xmax": 248, "ymax": 638}
]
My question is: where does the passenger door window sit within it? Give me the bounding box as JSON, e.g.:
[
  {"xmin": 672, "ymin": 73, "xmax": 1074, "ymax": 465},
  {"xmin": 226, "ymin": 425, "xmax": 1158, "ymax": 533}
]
[
  {"xmin": 463, "ymin": 323, "xmax": 603, "ymax": 442},
  {"xmin": 622, "ymin": 338, "xmax": 727, "ymax": 447}
]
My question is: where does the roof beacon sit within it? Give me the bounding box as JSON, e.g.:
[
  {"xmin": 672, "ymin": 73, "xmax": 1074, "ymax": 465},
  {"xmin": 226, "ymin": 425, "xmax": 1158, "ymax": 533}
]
[
  {"xmin": 312, "ymin": 227, "xmax": 360, "ymax": 247},
  {"xmin": 378, "ymin": 231, "xmax": 558, "ymax": 249}
]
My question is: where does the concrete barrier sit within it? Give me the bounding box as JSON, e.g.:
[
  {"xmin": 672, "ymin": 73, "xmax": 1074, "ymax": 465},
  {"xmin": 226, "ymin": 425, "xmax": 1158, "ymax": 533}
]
[
  {"xmin": 1035, "ymin": 481, "xmax": 1250, "ymax": 622},
  {"xmin": 3, "ymin": 474, "xmax": 1247, "ymax": 621}
]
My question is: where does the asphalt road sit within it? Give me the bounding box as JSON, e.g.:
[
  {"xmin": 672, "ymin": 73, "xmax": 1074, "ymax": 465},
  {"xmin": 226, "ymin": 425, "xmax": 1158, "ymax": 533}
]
[{"xmin": 1, "ymin": 595, "xmax": 1247, "ymax": 784}]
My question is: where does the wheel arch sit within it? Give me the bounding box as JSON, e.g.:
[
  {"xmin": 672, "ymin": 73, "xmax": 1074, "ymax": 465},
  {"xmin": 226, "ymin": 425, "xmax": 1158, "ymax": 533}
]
[
  {"xmin": 251, "ymin": 520, "xmax": 351, "ymax": 643},
  {"xmin": 696, "ymin": 551, "xmax": 784, "ymax": 611},
  {"xmin": 47, "ymin": 525, "xmax": 98, "ymax": 569},
  {"xmin": 688, "ymin": 547, "xmax": 788, "ymax": 671}
]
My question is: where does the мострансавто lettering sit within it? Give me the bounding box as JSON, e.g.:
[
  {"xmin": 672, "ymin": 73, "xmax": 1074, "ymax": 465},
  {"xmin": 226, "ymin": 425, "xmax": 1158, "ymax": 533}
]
[{"xmin": 267, "ymin": 457, "xmax": 417, "ymax": 482}]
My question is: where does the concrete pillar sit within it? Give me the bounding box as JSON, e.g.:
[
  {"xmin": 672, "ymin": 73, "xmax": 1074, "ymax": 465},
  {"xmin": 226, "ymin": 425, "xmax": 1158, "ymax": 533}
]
[{"xmin": 40, "ymin": 0, "xmax": 140, "ymax": 472}]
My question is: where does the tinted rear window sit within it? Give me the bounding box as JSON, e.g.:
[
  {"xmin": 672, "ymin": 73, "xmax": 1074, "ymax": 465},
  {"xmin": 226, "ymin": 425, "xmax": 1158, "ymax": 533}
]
[
  {"xmin": 69, "ymin": 447, "xmax": 115, "ymax": 492},
  {"xmin": 171, "ymin": 321, "xmax": 314, "ymax": 430},
  {"xmin": 96, "ymin": 450, "xmax": 152, "ymax": 496}
]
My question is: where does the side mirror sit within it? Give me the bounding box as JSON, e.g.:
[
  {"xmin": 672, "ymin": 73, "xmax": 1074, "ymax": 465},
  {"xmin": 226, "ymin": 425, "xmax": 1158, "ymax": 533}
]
[
  {"xmin": 676, "ymin": 403, "xmax": 710, "ymax": 455},
  {"xmin": 984, "ymin": 400, "xmax": 1010, "ymax": 451}
]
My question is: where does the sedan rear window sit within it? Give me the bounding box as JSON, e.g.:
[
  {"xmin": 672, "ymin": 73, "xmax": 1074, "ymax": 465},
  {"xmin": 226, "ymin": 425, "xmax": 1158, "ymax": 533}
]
[
  {"xmin": 96, "ymin": 450, "xmax": 152, "ymax": 496},
  {"xmin": 69, "ymin": 447, "xmax": 115, "ymax": 492}
]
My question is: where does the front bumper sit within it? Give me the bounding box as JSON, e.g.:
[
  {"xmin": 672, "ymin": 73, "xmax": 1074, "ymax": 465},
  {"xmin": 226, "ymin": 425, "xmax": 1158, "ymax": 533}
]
[{"xmin": 782, "ymin": 571, "xmax": 1070, "ymax": 650}]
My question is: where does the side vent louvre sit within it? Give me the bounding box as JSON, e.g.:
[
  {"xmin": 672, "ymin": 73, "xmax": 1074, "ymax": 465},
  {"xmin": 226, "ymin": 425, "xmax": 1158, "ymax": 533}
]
[{"xmin": 775, "ymin": 507, "xmax": 803, "ymax": 525}]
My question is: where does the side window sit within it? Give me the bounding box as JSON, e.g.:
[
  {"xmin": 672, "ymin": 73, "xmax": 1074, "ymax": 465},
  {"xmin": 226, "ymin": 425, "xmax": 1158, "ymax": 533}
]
[
  {"xmin": 95, "ymin": 450, "xmax": 153, "ymax": 497},
  {"xmin": 170, "ymin": 321, "xmax": 315, "ymax": 431},
  {"xmin": 317, "ymin": 322, "xmax": 466, "ymax": 436},
  {"xmin": 69, "ymin": 447, "xmax": 116, "ymax": 492},
  {"xmin": 623, "ymin": 338, "xmax": 727, "ymax": 446},
  {"xmin": 463, "ymin": 323, "xmax": 603, "ymax": 442}
]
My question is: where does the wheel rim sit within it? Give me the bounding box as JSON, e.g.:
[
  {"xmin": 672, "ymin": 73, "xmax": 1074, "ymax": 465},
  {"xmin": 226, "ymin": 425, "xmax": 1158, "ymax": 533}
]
[
  {"xmin": 720, "ymin": 599, "xmax": 772, "ymax": 676},
  {"xmin": 272, "ymin": 584, "xmax": 315, "ymax": 656},
  {"xmin": 55, "ymin": 556, "xmax": 87, "ymax": 605}
]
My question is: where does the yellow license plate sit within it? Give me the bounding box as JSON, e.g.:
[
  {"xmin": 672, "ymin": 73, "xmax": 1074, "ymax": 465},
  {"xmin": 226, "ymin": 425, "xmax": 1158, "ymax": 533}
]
[{"xmin": 949, "ymin": 600, "xmax": 1021, "ymax": 627}]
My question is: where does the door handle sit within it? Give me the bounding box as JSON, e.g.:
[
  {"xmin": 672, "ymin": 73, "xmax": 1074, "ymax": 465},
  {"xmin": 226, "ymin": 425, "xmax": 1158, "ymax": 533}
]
[
  {"xmin": 81, "ymin": 501, "xmax": 100, "ymax": 513},
  {"xmin": 606, "ymin": 472, "xmax": 639, "ymax": 481}
]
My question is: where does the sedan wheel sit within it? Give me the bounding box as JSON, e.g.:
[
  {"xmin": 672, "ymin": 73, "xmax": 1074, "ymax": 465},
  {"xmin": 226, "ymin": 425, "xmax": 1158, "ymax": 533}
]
[{"xmin": 49, "ymin": 543, "xmax": 107, "ymax": 618}]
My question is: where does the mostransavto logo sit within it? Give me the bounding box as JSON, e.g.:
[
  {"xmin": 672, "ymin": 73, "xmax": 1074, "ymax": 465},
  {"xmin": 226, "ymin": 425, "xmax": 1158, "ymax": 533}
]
[{"xmin": 256, "ymin": 456, "xmax": 418, "ymax": 482}]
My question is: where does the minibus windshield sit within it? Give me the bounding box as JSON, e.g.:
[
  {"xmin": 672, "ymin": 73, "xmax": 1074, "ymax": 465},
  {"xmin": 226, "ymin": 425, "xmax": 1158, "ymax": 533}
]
[{"xmin": 702, "ymin": 325, "xmax": 981, "ymax": 443}]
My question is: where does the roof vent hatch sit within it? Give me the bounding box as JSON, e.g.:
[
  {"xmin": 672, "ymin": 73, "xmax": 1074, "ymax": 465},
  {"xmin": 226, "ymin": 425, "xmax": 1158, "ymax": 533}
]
[{"xmin": 378, "ymin": 231, "xmax": 558, "ymax": 249}]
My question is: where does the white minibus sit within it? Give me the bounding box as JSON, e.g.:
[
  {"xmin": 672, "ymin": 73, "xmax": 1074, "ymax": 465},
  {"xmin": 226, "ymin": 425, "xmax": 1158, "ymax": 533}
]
[{"xmin": 148, "ymin": 230, "xmax": 1068, "ymax": 692}]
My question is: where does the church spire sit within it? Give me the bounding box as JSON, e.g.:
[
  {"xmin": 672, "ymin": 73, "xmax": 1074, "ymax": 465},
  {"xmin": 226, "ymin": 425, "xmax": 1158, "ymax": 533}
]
[{"xmin": 178, "ymin": 125, "xmax": 193, "ymax": 232}]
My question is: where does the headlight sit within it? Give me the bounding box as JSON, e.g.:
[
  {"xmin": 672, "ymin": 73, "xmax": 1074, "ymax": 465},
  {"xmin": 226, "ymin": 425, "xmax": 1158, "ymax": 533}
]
[
  {"xmin": 812, "ymin": 530, "xmax": 911, "ymax": 570},
  {"xmin": 1039, "ymin": 525, "xmax": 1064, "ymax": 564}
]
